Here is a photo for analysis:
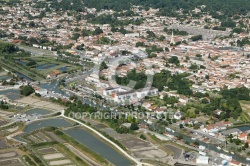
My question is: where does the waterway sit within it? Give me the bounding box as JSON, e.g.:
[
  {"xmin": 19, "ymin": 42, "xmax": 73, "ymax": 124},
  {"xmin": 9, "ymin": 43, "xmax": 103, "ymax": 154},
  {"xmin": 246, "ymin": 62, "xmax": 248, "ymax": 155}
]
[
  {"xmin": 36, "ymin": 63, "xmax": 57, "ymax": 70},
  {"xmin": 64, "ymin": 128, "xmax": 133, "ymax": 166},
  {"xmin": 15, "ymin": 71, "xmax": 34, "ymax": 81},
  {"xmin": 0, "ymin": 89, "xmax": 21, "ymax": 100},
  {"xmin": 14, "ymin": 118, "xmax": 72, "ymax": 142},
  {"xmin": 25, "ymin": 108, "xmax": 51, "ymax": 116},
  {"xmin": 0, "ymin": 75, "xmax": 12, "ymax": 80},
  {"xmin": 14, "ymin": 117, "xmax": 133, "ymax": 165}
]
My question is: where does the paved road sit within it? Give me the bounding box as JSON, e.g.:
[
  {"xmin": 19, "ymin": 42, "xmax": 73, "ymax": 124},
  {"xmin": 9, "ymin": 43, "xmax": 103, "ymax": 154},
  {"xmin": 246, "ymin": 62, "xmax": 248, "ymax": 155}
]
[{"xmin": 172, "ymin": 124, "xmax": 224, "ymax": 143}]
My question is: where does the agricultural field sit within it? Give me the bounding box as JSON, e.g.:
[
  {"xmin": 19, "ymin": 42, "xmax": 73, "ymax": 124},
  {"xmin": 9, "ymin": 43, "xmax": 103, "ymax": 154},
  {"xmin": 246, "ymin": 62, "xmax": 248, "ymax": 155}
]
[
  {"xmin": 0, "ymin": 149, "xmax": 24, "ymax": 166},
  {"xmin": 240, "ymin": 100, "xmax": 250, "ymax": 122}
]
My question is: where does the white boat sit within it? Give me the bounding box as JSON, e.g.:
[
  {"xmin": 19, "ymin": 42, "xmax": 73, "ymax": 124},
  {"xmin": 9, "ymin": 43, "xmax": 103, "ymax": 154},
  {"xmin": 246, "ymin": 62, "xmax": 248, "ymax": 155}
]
[
  {"xmin": 199, "ymin": 145, "xmax": 206, "ymax": 151},
  {"xmin": 216, "ymin": 146, "xmax": 221, "ymax": 150},
  {"xmin": 165, "ymin": 127, "xmax": 171, "ymax": 132},
  {"xmin": 220, "ymin": 153, "xmax": 232, "ymax": 161},
  {"xmin": 191, "ymin": 137, "xmax": 196, "ymax": 140},
  {"xmin": 246, "ymin": 158, "xmax": 250, "ymax": 161},
  {"xmin": 171, "ymin": 130, "xmax": 175, "ymax": 133},
  {"xmin": 230, "ymin": 152, "xmax": 234, "ymax": 154},
  {"xmin": 223, "ymin": 149, "xmax": 229, "ymax": 153}
]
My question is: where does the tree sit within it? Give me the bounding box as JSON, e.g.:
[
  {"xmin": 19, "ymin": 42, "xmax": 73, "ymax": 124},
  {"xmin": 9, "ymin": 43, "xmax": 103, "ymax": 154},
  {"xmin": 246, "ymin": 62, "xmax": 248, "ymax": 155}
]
[
  {"xmin": 221, "ymin": 20, "xmax": 236, "ymax": 28},
  {"xmin": 179, "ymin": 124, "xmax": 184, "ymax": 129},
  {"xmin": 190, "ymin": 35, "xmax": 202, "ymax": 41},
  {"xmin": 245, "ymin": 142, "xmax": 249, "ymax": 148},
  {"xmin": 76, "ymin": 44, "xmax": 84, "ymax": 50},
  {"xmin": 20, "ymin": 85, "xmax": 35, "ymax": 96},
  {"xmin": 194, "ymin": 141, "xmax": 199, "ymax": 146},
  {"xmin": 232, "ymin": 28, "xmax": 244, "ymax": 34},
  {"xmin": 140, "ymin": 134, "xmax": 146, "ymax": 140},
  {"xmin": 116, "ymin": 126, "xmax": 130, "ymax": 134},
  {"xmin": 93, "ymin": 27, "xmax": 103, "ymax": 35},
  {"xmin": 71, "ymin": 33, "xmax": 80, "ymax": 40},
  {"xmin": 100, "ymin": 61, "xmax": 108, "ymax": 70},
  {"xmin": 130, "ymin": 122, "xmax": 139, "ymax": 130},
  {"xmin": 29, "ymin": 21, "xmax": 35, "ymax": 28},
  {"xmin": 189, "ymin": 64, "xmax": 199, "ymax": 70},
  {"xmin": 26, "ymin": 60, "xmax": 37, "ymax": 66},
  {"xmin": 168, "ymin": 56, "xmax": 179, "ymax": 65},
  {"xmin": 159, "ymin": 35, "xmax": 165, "ymax": 41},
  {"xmin": 135, "ymin": 42, "xmax": 145, "ymax": 47}
]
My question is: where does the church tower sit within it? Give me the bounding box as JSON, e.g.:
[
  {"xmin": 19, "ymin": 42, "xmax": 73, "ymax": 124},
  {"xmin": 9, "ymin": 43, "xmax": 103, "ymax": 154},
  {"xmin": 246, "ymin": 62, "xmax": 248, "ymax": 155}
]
[{"xmin": 170, "ymin": 31, "xmax": 175, "ymax": 45}]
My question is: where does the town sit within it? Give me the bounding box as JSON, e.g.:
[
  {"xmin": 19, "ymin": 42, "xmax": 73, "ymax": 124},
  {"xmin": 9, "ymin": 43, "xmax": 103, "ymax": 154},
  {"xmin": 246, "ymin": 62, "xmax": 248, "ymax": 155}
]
[{"xmin": 0, "ymin": 0, "xmax": 250, "ymax": 166}]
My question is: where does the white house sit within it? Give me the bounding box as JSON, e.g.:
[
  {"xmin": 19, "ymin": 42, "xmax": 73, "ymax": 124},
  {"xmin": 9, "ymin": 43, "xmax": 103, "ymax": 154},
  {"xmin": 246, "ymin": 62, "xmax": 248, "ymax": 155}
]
[
  {"xmin": 35, "ymin": 89, "xmax": 48, "ymax": 96},
  {"xmin": 196, "ymin": 156, "xmax": 209, "ymax": 165},
  {"xmin": 201, "ymin": 125, "xmax": 219, "ymax": 133}
]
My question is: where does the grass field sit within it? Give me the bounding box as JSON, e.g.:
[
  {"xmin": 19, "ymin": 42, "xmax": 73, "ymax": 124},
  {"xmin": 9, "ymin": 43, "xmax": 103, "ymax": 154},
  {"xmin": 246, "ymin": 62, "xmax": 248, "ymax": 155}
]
[
  {"xmin": 0, "ymin": 58, "xmax": 44, "ymax": 81},
  {"xmin": 1, "ymin": 56, "xmax": 80, "ymax": 81},
  {"xmin": 15, "ymin": 57, "xmax": 80, "ymax": 76},
  {"xmin": 240, "ymin": 100, "xmax": 250, "ymax": 122}
]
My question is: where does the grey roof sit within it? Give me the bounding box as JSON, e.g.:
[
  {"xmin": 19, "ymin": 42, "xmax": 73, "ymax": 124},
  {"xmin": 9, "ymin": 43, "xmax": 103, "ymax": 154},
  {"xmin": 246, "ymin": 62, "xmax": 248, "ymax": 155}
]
[{"xmin": 221, "ymin": 128, "xmax": 241, "ymax": 135}]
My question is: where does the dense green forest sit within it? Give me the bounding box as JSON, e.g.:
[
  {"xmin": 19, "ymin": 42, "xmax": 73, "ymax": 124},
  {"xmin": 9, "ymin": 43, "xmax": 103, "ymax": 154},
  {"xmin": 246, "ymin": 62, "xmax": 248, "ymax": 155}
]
[
  {"xmin": 48, "ymin": 0, "xmax": 250, "ymax": 18},
  {"xmin": 50, "ymin": 0, "xmax": 85, "ymax": 12},
  {"xmin": 81, "ymin": 0, "xmax": 250, "ymax": 16}
]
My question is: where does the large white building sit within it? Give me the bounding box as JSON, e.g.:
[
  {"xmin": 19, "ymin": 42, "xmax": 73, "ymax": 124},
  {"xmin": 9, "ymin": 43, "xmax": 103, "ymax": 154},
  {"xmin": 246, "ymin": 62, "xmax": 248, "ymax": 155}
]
[{"xmin": 103, "ymin": 87, "xmax": 158, "ymax": 103}]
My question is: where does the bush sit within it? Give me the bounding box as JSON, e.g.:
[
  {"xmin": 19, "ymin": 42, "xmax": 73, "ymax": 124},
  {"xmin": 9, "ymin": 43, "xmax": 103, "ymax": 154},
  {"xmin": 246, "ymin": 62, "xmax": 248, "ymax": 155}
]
[
  {"xmin": 140, "ymin": 134, "xmax": 146, "ymax": 140},
  {"xmin": 130, "ymin": 122, "xmax": 139, "ymax": 130},
  {"xmin": 190, "ymin": 35, "xmax": 202, "ymax": 41}
]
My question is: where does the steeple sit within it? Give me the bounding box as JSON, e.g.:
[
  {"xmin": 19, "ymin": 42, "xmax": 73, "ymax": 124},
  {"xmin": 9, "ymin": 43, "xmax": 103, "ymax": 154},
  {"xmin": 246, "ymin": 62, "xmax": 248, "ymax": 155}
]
[{"xmin": 170, "ymin": 31, "xmax": 175, "ymax": 45}]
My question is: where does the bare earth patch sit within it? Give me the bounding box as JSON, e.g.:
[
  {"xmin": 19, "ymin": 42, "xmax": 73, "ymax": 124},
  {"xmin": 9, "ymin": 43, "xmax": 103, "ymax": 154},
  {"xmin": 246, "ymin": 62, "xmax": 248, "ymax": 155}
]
[
  {"xmin": 16, "ymin": 97, "xmax": 64, "ymax": 111},
  {"xmin": 38, "ymin": 147, "xmax": 57, "ymax": 154},
  {"xmin": 43, "ymin": 153, "xmax": 64, "ymax": 160},
  {"xmin": 49, "ymin": 159, "xmax": 71, "ymax": 165},
  {"xmin": 133, "ymin": 148, "xmax": 167, "ymax": 159},
  {"xmin": 0, "ymin": 152, "xmax": 17, "ymax": 158}
]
